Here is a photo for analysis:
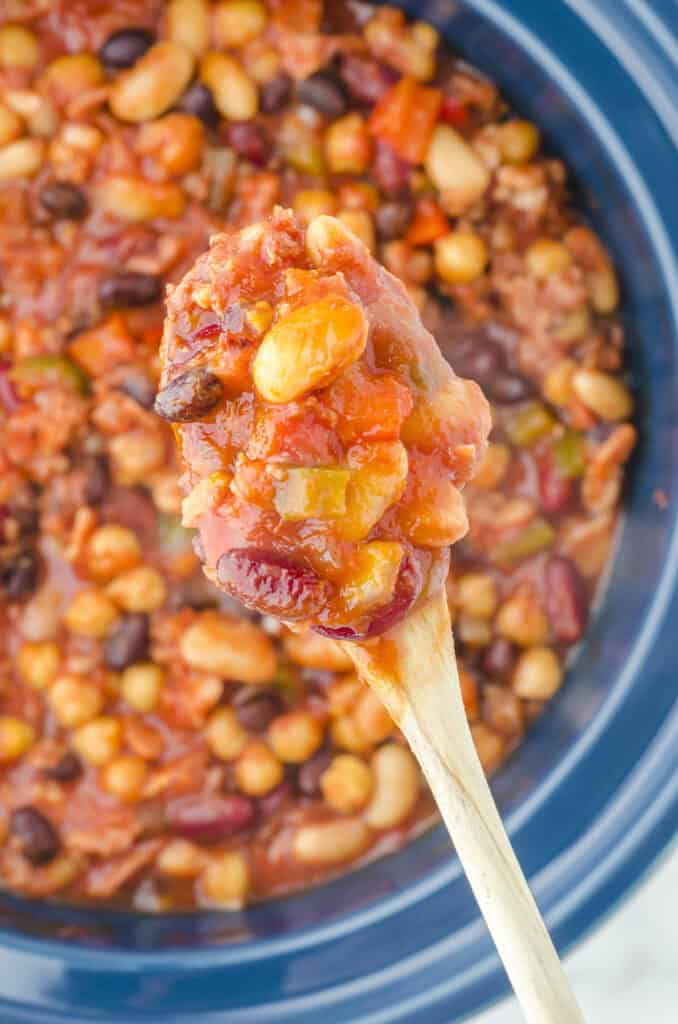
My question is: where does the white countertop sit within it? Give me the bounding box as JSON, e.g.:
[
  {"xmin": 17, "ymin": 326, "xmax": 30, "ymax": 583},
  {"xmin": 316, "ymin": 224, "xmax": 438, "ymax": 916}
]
[{"xmin": 477, "ymin": 846, "xmax": 678, "ymax": 1023}]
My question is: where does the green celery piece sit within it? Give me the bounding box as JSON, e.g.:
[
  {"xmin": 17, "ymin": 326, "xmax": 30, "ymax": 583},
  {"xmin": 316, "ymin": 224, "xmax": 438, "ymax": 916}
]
[{"xmin": 491, "ymin": 518, "xmax": 556, "ymax": 565}]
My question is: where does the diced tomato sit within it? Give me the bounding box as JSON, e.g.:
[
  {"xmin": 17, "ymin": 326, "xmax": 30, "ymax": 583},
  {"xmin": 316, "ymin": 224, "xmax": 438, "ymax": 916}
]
[
  {"xmin": 248, "ymin": 402, "xmax": 341, "ymax": 464},
  {"xmin": 440, "ymin": 94, "xmax": 469, "ymax": 128},
  {"xmin": 68, "ymin": 314, "xmax": 136, "ymax": 377},
  {"xmin": 406, "ymin": 198, "xmax": 450, "ymax": 246},
  {"xmin": 326, "ymin": 364, "xmax": 414, "ymax": 444},
  {"xmin": 368, "ymin": 76, "xmax": 442, "ymax": 164}
]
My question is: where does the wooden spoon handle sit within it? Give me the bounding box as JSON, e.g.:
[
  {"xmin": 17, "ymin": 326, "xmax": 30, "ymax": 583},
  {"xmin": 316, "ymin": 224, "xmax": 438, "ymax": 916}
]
[{"xmin": 345, "ymin": 590, "xmax": 584, "ymax": 1024}]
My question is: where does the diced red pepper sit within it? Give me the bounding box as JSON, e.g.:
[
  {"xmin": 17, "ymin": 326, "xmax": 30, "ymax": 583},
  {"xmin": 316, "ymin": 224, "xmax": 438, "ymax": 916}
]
[
  {"xmin": 368, "ymin": 76, "xmax": 442, "ymax": 165},
  {"xmin": 406, "ymin": 198, "xmax": 450, "ymax": 246},
  {"xmin": 440, "ymin": 94, "xmax": 469, "ymax": 128}
]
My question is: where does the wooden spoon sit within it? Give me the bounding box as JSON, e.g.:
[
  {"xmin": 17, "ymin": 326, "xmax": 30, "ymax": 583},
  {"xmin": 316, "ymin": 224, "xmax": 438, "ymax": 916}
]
[{"xmin": 343, "ymin": 588, "xmax": 585, "ymax": 1024}]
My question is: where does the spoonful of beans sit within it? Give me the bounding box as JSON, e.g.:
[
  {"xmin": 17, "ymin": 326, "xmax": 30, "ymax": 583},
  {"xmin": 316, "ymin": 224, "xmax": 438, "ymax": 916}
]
[{"xmin": 157, "ymin": 208, "xmax": 584, "ymax": 1023}]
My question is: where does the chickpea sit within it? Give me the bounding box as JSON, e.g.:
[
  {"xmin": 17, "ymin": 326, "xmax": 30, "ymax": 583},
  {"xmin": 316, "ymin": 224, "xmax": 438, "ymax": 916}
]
[
  {"xmin": 49, "ymin": 674, "xmax": 104, "ymax": 728},
  {"xmin": 268, "ymin": 711, "xmax": 324, "ymax": 763},
  {"xmin": 107, "ymin": 566, "xmax": 167, "ymax": 613},
  {"xmin": 434, "ymin": 230, "xmax": 488, "ymax": 284},
  {"xmin": 121, "ymin": 663, "xmax": 165, "ymax": 713},
  {"xmin": 513, "ymin": 646, "xmax": 563, "ymax": 699},
  {"xmin": 179, "ymin": 613, "xmax": 276, "ymax": 683},
  {"xmin": 293, "ymin": 818, "xmax": 369, "ymax": 865},
  {"xmin": 325, "ymin": 113, "xmax": 371, "ymax": 174},
  {"xmin": 72, "ymin": 716, "xmax": 122, "ymax": 766},
  {"xmin": 498, "ymin": 120, "xmax": 540, "ymax": 165},
  {"xmin": 321, "ymin": 754, "xmax": 373, "ymax": 813},
  {"xmin": 101, "ymin": 755, "xmax": 148, "ymax": 802},
  {"xmin": 85, "ymin": 524, "xmax": 141, "ymax": 583},
  {"xmin": 364, "ymin": 743, "xmax": 420, "ymax": 829},
  {"xmin": 135, "ymin": 113, "xmax": 205, "ymax": 177},
  {"xmin": 234, "ymin": 741, "xmax": 284, "ymax": 796},
  {"xmin": 543, "ymin": 359, "xmax": 577, "ymax": 408},
  {"xmin": 201, "ymin": 851, "xmax": 249, "ymax": 908},
  {"xmin": 109, "ymin": 430, "xmax": 167, "ymax": 485},
  {"xmin": 525, "ymin": 238, "xmax": 572, "ymax": 278},
  {"xmin": 149, "ymin": 470, "xmax": 183, "ymax": 515},
  {"xmin": 331, "ymin": 714, "xmax": 372, "ymax": 754},
  {"xmin": 205, "ymin": 707, "xmax": 248, "ymax": 761},
  {"xmin": 97, "ymin": 177, "xmax": 186, "ymax": 222},
  {"xmin": 0, "ymin": 102, "xmax": 23, "ymax": 148},
  {"xmin": 353, "ymin": 689, "xmax": 394, "ymax": 744},
  {"xmin": 17, "ymin": 641, "xmax": 60, "ymax": 690},
  {"xmin": 200, "ymin": 53, "xmax": 258, "ymax": 121},
  {"xmin": 425, "ymin": 124, "xmax": 490, "ymax": 215},
  {"xmin": 63, "ymin": 589, "xmax": 119, "ymax": 638},
  {"xmin": 0, "ymin": 138, "xmax": 45, "ymax": 182},
  {"xmin": 472, "ymin": 443, "xmax": 511, "ymax": 490},
  {"xmin": 167, "ymin": 0, "xmax": 209, "ymax": 56},
  {"xmin": 496, "ymin": 588, "xmax": 549, "ymax": 647},
  {"xmin": 156, "ymin": 839, "xmax": 205, "ymax": 877},
  {"xmin": 283, "ymin": 630, "xmax": 352, "ymax": 672},
  {"xmin": 0, "ymin": 717, "xmax": 35, "ymax": 762},
  {"xmin": 42, "ymin": 54, "xmax": 104, "ymax": 107},
  {"xmin": 471, "ymin": 722, "xmax": 506, "ymax": 773},
  {"xmin": 456, "ymin": 573, "xmax": 498, "ymax": 620},
  {"xmin": 212, "ymin": 0, "xmax": 268, "ymax": 48},
  {"xmin": 0, "ymin": 25, "xmax": 39, "ymax": 69},
  {"xmin": 337, "ymin": 209, "xmax": 376, "ymax": 253},
  {"xmin": 571, "ymin": 370, "xmax": 633, "ymax": 422}
]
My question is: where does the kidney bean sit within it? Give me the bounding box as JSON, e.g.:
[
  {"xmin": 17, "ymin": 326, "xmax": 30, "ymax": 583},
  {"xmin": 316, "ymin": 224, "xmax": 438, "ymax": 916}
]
[
  {"xmin": 339, "ymin": 55, "xmax": 398, "ymax": 105},
  {"xmin": 259, "ymin": 72, "xmax": 293, "ymax": 114},
  {"xmin": 117, "ymin": 370, "xmax": 156, "ymax": 410},
  {"xmin": 297, "ymin": 748, "xmax": 333, "ymax": 797},
  {"xmin": 374, "ymin": 197, "xmax": 416, "ymax": 241},
  {"xmin": 10, "ymin": 807, "xmax": 60, "ymax": 866},
  {"xmin": 297, "ymin": 71, "xmax": 347, "ymax": 118},
  {"xmin": 544, "ymin": 555, "xmax": 589, "ymax": 645},
  {"xmin": 224, "ymin": 122, "xmax": 270, "ymax": 166},
  {"xmin": 45, "ymin": 752, "xmax": 83, "ymax": 783},
  {"xmin": 99, "ymin": 27, "xmax": 154, "ymax": 70},
  {"xmin": 482, "ymin": 637, "xmax": 518, "ymax": 681},
  {"xmin": 1, "ymin": 547, "xmax": 40, "ymax": 601},
  {"xmin": 82, "ymin": 455, "xmax": 110, "ymax": 505},
  {"xmin": 154, "ymin": 367, "xmax": 223, "ymax": 423},
  {"xmin": 314, "ymin": 551, "xmax": 423, "ymax": 641},
  {"xmin": 447, "ymin": 338, "xmax": 504, "ymax": 386},
  {"xmin": 39, "ymin": 182, "xmax": 88, "ymax": 221},
  {"xmin": 257, "ymin": 780, "xmax": 293, "ymax": 818},
  {"xmin": 177, "ymin": 82, "xmax": 220, "ymax": 129},
  {"xmin": 167, "ymin": 794, "xmax": 255, "ymax": 843},
  {"xmin": 104, "ymin": 613, "xmax": 149, "ymax": 669},
  {"xmin": 371, "ymin": 140, "xmax": 413, "ymax": 195},
  {"xmin": 538, "ymin": 454, "xmax": 574, "ymax": 514},
  {"xmin": 217, "ymin": 549, "xmax": 331, "ymax": 620},
  {"xmin": 486, "ymin": 373, "xmax": 534, "ymax": 404},
  {"xmin": 99, "ymin": 272, "xmax": 162, "ymax": 310},
  {"xmin": 234, "ymin": 690, "xmax": 283, "ymax": 732}
]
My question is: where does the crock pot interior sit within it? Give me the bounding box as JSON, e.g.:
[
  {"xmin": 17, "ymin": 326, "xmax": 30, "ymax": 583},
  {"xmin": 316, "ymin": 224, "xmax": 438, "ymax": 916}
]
[{"xmin": 1, "ymin": 0, "xmax": 676, "ymax": 960}]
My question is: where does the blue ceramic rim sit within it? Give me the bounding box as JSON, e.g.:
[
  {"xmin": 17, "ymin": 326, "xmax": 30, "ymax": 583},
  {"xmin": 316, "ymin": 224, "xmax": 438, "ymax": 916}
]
[{"xmin": 0, "ymin": 2, "xmax": 676, "ymax": 1021}]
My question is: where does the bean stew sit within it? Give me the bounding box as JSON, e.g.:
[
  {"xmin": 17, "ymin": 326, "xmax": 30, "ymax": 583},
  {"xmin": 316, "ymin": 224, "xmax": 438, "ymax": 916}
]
[{"xmin": 0, "ymin": 0, "xmax": 635, "ymax": 910}]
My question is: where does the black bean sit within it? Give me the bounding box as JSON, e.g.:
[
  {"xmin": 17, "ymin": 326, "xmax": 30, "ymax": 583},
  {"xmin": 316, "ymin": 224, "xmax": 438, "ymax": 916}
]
[
  {"xmin": 82, "ymin": 455, "xmax": 110, "ymax": 505},
  {"xmin": 99, "ymin": 27, "xmax": 154, "ymax": 70},
  {"xmin": 297, "ymin": 71, "xmax": 347, "ymax": 118},
  {"xmin": 117, "ymin": 370, "xmax": 156, "ymax": 410},
  {"xmin": 177, "ymin": 82, "xmax": 220, "ymax": 129},
  {"xmin": 154, "ymin": 366, "xmax": 223, "ymax": 423},
  {"xmin": 104, "ymin": 613, "xmax": 149, "ymax": 669},
  {"xmin": 485, "ymin": 373, "xmax": 534, "ymax": 404},
  {"xmin": 7, "ymin": 499, "xmax": 39, "ymax": 539},
  {"xmin": 375, "ymin": 198, "xmax": 416, "ymax": 241},
  {"xmin": 11, "ymin": 807, "xmax": 60, "ymax": 866},
  {"xmin": 234, "ymin": 692, "xmax": 283, "ymax": 732},
  {"xmin": 260, "ymin": 71, "xmax": 293, "ymax": 114},
  {"xmin": 0, "ymin": 547, "xmax": 40, "ymax": 601},
  {"xmin": 39, "ymin": 181, "xmax": 88, "ymax": 221},
  {"xmin": 450, "ymin": 338, "xmax": 504, "ymax": 384},
  {"xmin": 297, "ymin": 748, "xmax": 333, "ymax": 797},
  {"xmin": 45, "ymin": 752, "xmax": 83, "ymax": 783},
  {"xmin": 99, "ymin": 272, "xmax": 162, "ymax": 310},
  {"xmin": 371, "ymin": 139, "xmax": 412, "ymax": 195}
]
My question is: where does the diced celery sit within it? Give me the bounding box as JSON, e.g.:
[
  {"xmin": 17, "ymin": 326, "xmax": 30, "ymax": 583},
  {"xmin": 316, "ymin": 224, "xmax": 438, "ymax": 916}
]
[
  {"xmin": 490, "ymin": 518, "xmax": 556, "ymax": 565},
  {"xmin": 282, "ymin": 138, "xmax": 326, "ymax": 175},
  {"xmin": 274, "ymin": 467, "xmax": 351, "ymax": 521},
  {"xmin": 340, "ymin": 541, "xmax": 403, "ymax": 614},
  {"xmin": 159, "ymin": 514, "xmax": 193, "ymax": 552},
  {"xmin": 506, "ymin": 402, "xmax": 555, "ymax": 447},
  {"xmin": 10, "ymin": 354, "xmax": 89, "ymax": 394},
  {"xmin": 552, "ymin": 430, "xmax": 586, "ymax": 478}
]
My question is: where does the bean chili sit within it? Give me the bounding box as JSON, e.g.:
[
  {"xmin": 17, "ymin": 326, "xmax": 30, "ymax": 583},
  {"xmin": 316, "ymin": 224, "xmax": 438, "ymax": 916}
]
[{"xmin": 0, "ymin": 0, "xmax": 635, "ymax": 911}]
